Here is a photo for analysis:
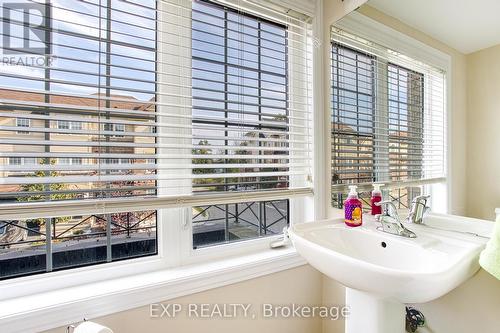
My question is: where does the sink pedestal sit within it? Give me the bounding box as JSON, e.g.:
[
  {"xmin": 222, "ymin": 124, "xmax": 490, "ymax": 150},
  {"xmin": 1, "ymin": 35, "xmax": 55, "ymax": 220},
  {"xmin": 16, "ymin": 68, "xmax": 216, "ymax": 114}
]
[{"xmin": 345, "ymin": 288, "xmax": 405, "ymax": 333}]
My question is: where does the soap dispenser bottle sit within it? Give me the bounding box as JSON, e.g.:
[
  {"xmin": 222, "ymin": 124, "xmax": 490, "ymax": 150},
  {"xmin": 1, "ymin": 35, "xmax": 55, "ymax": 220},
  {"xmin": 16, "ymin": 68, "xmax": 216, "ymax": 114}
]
[
  {"xmin": 344, "ymin": 185, "xmax": 363, "ymax": 227},
  {"xmin": 370, "ymin": 183, "xmax": 385, "ymax": 215}
]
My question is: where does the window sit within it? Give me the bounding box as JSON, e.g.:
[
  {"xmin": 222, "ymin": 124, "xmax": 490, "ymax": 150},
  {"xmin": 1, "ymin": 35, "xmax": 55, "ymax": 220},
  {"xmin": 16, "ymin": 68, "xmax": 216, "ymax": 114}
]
[
  {"xmin": 190, "ymin": 0, "xmax": 299, "ymax": 247},
  {"xmin": 0, "ymin": 0, "xmax": 158, "ymax": 280},
  {"xmin": 331, "ymin": 27, "xmax": 446, "ymax": 210},
  {"xmin": 103, "ymin": 123, "xmax": 125, "ymax": 132},
  {"xmin": 8, "ymin": 157, "xmax": 36, "ymax": 165},
  {"xmin": 0, "ymin": 0, "xmax": 312, "ymax": 281},
  {"xmin": 58, "ymin": 158, "xmax": 82, "ymax": 165},
  {"xmin": 58, "ymin": 120, "xmax": 82, "ymax": 131},
  {"xmin": 8, "ymin": 157, "xmax": 22, "ymax": 166},
  {"xmin": 16, "ymin": 118, "xmax": 30, "ymax": 134}
]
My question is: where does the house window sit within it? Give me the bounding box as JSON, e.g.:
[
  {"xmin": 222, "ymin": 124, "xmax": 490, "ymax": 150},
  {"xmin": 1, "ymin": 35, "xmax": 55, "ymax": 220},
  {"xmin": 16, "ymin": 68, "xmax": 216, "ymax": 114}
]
[
  {"xmin": 331, "ymin": 29, "xmax": 446, "ymax": 210},
  {"xmin": 114, "ymin": 124, "xmax": 125, "ymax": 132},
  {"xmin": 58, "ymin": 121, "xmax": 82, "ymax": 131},
  {"xmin": 16, "ymin": 118, "xmax": 30, "ymax": 134},
  {"xmin": 191, "ymin": 0, "xmax": 292, "ymax": 248},
  {"xmin": 8, "ymin": 157, "xmax": 36, "ymax": 165},
  {"xmin": 58, "ymin": 158, "xmax": 83, "ymax": 165},
  {"xmin": 8, "ymin": 157, "xmax": 22, "ymax": 165},
  {"xmin": 0, "ymin": 0, "xmax": 158, "ymax": 280},
  {"xmin": 0, "ymin": 0, "xmax": 312, "ymax": 282}
]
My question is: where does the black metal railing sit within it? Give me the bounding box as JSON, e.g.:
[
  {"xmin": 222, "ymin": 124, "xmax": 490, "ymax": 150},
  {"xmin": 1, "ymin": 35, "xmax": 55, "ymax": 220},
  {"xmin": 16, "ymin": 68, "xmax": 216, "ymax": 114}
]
[
  {"xmin": 0, "ymin": 211, "xmax": 157, "ymax": 280},
  {"xmin": 192, "ymin": 199, "xmax": 289, "ymax": 248}
]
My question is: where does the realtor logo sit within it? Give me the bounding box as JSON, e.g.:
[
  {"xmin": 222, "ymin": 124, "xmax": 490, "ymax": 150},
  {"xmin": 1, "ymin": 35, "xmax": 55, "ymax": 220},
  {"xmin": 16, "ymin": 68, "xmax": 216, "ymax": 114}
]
[{"xmin": 2, "ymin": 2, "xmax": 51, "ymax": 55}]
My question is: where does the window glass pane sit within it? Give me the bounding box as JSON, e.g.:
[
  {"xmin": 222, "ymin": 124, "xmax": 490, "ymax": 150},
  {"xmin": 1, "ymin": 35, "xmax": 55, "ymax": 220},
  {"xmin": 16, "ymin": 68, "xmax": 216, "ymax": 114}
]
[
  {"xmin": 331, "ymin": 42, "xmax": 426, "ymax": 211},
  {"xmin": 331, "ymin": 44, "xmax": 376, "ymax": 188},
  {"xmin": 191, "ymin": 1, "xmax": 290, "ymax": 247},
  {"xmin": 193, "ymin": 200, "xmax": 289, "ymax": 248},
  {"xmin": 0, "ymin": 0, "xmax": 157, "ymax": 280}
]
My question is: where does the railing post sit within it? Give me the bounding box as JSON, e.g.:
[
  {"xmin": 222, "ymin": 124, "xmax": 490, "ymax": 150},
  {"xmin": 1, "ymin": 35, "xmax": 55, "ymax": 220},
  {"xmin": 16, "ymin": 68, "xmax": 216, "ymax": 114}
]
[
  {"xmin": 263, "ymin": 201, "xmax": 267, "ymax": 235},
  {"xmin": 259, "ymin": 201, "xmax": 263, "ymax": 236},
  {"xmin": 224, "ymin": 204, "xmax": 229, "ymax": 242},
  {"xmin": 127, "ymin": 212, "xmax": 130, "ymax": 238},
  {"xmin": 45, "ymin": 217, "xmax": 52, "ymax": 272},
  {"xmin": 106, "ymin": 214, "xmax": 112, "ymax": 262},
  {"xmin": 235, "ymin": 203, "xmax": 239, "ymax": 224}
]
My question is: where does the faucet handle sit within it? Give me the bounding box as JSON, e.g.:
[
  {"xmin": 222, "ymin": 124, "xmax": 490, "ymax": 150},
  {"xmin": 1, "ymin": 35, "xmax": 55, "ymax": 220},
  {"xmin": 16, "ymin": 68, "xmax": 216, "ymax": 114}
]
[
  {"xmin": 408, "ymin": 195, "xmax": 431, "ymax": 224},
  {"xmin": 412, "ymin": 195, "xmax": 430, "ymax": 203},
  {"xmin": 375, "ymin": 200, "xmax": 399, "ymax": 219}
]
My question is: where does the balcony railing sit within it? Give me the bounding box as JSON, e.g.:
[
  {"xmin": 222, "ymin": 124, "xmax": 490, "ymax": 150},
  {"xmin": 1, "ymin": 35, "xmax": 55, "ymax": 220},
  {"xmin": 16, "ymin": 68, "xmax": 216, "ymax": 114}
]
[
  {"xmin": 193, "ymin": 199, "xmax": 289, "ymax": 248},
  {"xmin": 0, "ymin": 211, "xmax": 157, "ymax": 280}
]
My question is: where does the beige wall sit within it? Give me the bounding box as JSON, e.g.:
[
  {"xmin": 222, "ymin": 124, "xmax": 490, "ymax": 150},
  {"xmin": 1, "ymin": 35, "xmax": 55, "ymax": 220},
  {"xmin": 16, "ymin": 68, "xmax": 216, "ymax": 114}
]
[
  {"xmin": 466, "ymin": 43, "xmax": 500, "ymax": 220},
  {"xmin": 412, "ymin": 269, "xmax": 500, "ymax": 333},
  {"xmin": 43, "ymin": 265, "xmax": 324, "ymax": 333},
  {"xmin": 322, "ymin": 270, "xmax": 500, "ymax": 333}
]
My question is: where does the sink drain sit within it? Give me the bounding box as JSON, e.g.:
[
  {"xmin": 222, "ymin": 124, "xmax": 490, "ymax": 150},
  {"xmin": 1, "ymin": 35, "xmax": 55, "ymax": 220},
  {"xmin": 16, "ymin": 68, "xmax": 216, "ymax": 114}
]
[{"xmin": 381, "ymin": 241, "xmax": 387, "ymax": 248}]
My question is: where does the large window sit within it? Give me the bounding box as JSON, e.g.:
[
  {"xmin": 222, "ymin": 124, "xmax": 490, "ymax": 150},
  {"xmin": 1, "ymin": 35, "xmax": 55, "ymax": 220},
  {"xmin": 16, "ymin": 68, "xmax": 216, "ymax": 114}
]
[
  {"xmin": 190, "ymin": 0, "xmax": 291, "ymax": 247},
  {"xmin": 0, "ymin": 0, "xmax": 313, "ymax": 281},
  {"xmin": 0, "ymin": 0, "xmax": 158, "ymax": 279},
  {"xmin": 331, "ymin": 28, "xmax": 446, "ymax": 210}
]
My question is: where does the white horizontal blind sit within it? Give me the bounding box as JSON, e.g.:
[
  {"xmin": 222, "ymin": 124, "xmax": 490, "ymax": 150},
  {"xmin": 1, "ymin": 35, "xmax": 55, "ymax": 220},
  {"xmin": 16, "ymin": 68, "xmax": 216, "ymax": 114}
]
[
  {"xmin": 330, "ymin": 27, "xmax": 446, "ymax": 191},
  {"xmin": 0, "ymin": 0, "xmax": 313, "ymax": 214}
]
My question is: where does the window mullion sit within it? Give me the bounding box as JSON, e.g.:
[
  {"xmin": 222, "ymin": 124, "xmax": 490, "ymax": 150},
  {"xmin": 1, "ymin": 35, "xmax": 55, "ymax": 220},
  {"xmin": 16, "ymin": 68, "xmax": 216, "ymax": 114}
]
[
  {"xmin": 158, "ymin": 0, "xmax": 192, "ymax": 267},
  {"xmin": 374, "ymin": 58, "xmax": 389, "ymax": 183}
]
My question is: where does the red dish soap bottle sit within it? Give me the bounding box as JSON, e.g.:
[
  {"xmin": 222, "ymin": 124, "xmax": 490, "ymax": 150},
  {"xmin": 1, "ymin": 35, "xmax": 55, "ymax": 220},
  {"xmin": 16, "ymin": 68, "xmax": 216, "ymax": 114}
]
[
  {"xmin": 370, "ymin": 183, "xmax": 385, "ymax": 215},
  {"xmin": 344, "ymin": 185, "xmax": 363, "ymax": 227}
]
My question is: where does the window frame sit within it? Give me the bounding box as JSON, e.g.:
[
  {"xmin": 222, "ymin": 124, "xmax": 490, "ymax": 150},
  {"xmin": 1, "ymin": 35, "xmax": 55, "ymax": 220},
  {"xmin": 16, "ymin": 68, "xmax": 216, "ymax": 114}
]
[
  {"xmin": 16, "ymin": 117, "xmax": 30, "ymax": 134},
  {"xmin": 331, "ymin": 44, "xmax": 427, "ymax": 186},
  {"xmin": 0, "ymin": 0, "xmax": 313, "ymax": 295},
  {"xmin": 329, "ymin": 12, "xmax": 451, "ymax": 217},
  {"xmin": 189, "ymin": 0, "xmax": 292, "ymax": 250}
]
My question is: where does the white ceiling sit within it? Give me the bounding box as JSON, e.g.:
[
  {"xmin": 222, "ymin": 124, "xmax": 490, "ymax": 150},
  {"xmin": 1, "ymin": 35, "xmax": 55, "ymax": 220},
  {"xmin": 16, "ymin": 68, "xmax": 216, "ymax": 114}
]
[{"xmin": 368, "ymin": 0, "xmax": 500, "ymax": 54}]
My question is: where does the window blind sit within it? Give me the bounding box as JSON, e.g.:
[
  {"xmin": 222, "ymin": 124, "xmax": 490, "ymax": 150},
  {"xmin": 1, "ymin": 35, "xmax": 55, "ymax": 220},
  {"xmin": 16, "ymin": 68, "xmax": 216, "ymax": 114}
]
[
  {"xmin": 330, "ymin": 27, "xmax": 446, "ymax": 193},
  {"xmin": 0, "ymin": 0, "xmax": 313, "ymax": 219}
]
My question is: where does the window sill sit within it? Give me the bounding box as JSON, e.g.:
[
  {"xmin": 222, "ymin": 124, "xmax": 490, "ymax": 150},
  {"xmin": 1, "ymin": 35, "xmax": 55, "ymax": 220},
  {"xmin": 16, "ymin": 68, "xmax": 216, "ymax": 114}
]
[{"xmin": 0, "ymin": 247, "xmax": 305, "ymax": 333}]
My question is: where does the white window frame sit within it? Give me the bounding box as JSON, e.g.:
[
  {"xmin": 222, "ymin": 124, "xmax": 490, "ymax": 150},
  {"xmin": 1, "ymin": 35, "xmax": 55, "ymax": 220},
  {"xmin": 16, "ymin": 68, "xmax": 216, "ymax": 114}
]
[
  {"xmin": 59, "ymin": 157, "xmax": 83, "ymax": 165},
  {"xmin": 8, "ymin": 157, "xmax": 22, "ymax": 165},
  {"xmin": 57, "ymin": 120, "xmax": 82, "ymax": 131},
  {"xmin": 57, "ymin": 120, "xmax": 70, "ymax": 130},
  {"xmin": 331, "ymin": 12, "xmax": 451, "ymax": 214},
  {"xmin": 0, "ymin": 0, "xmax": 316, "ymax": 292},
  {"xmin": 171, "ymin": 0, "xmax": 313, "ymax": 265},
  {"xmin": 16, "ymin": 117, "xmax": 30, "ymax": 134},
  {"xmin": 8, "ymin": 157, "xmax": 36, "ymax": 165},
  {"xmin": 0, "ymin": 1, "xmax": 320, "ymax": 330},
  {"xmin": 114, "ymin": 123, "xmax": 125, "ymax": 132}
]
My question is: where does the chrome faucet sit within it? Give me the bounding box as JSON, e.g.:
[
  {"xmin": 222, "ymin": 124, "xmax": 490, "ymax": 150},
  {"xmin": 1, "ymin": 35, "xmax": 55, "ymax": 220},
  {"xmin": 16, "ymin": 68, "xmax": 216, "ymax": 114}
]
[
  {"xmin": 375, "ymin": 200, "xmax": 417, "ymax": 238},
  {"xmin": 406, "ymin": 195, "xmax": 430, "ymax": 224}
]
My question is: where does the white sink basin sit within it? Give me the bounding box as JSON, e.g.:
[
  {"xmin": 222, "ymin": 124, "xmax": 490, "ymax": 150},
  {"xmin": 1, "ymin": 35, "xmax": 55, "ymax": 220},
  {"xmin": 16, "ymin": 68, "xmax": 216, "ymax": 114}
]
[{"xmin": 289, "ymin": 213, "xmax": 492, "ymax": 333}]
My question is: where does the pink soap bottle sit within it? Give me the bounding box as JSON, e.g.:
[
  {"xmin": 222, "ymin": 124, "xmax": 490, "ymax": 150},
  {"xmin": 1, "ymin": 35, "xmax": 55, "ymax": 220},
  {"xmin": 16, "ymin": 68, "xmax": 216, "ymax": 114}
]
[
  {"xmin": 344, "ymin": 185, "xmax": 363, "ymax": 227},
  {"xmin": 370, "ymin": 183, "xmax": 384, "ymax": 216}
]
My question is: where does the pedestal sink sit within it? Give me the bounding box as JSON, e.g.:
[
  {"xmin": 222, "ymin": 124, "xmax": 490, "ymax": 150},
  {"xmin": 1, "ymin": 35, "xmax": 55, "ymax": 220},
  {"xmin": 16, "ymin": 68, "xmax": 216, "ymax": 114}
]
[{"xmin": 289, "ymin": 213, "xmax": 492, "ymax": 333}]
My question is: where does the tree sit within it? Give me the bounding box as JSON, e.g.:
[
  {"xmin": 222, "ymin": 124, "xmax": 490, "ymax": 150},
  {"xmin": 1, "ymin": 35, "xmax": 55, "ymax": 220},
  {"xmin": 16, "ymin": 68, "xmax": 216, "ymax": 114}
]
[
  {"xmin": 192, "ymin": 140, "xmax": 224, "ymax": 190},
  {"xmin": 18, "ymin": 159, "xmax": 76, "ymax": 226}
]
